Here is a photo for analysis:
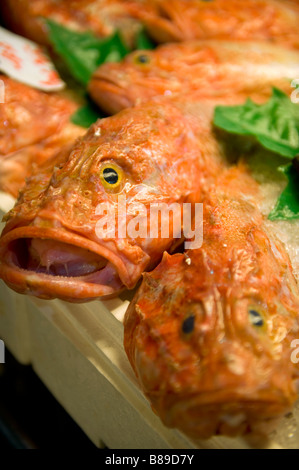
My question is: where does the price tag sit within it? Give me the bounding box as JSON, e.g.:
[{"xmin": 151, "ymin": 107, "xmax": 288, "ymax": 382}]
[{"xmin": 0, "ymin": 26, "xmax": 65, "ymax": 91}]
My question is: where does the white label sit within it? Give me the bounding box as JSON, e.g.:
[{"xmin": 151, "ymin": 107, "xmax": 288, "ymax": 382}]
[{"xmin": 0, "ymin": 26, "xmax": 65, "ymax": 92}]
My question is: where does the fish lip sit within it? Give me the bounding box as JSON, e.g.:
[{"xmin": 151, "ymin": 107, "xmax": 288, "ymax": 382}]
[
  {"xmin": 0, "ymin": 226, "xmax": 144, "ymax": 301},
  {"xmin": 148, "ymin": 389, "xmax": 295, "ymax": 438},
  {"xmin": 88, "ymin": 76, "xmax": 133, "ymax": 114}
]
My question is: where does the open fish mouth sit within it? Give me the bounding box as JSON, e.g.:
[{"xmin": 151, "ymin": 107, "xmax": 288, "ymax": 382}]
[{"xmin": 0, "ymin": 226, "xmax": 139, "ymax": 302}]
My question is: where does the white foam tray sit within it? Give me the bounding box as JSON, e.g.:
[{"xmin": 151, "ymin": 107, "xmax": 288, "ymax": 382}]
[{"xmin": 0, "ymin": 192, "xmax": 298, "ymax": 449}]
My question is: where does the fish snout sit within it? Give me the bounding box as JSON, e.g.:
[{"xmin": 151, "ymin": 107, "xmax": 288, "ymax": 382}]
[{"xmin": 89, "ymin": 68, "xmax": 134, "ymax": 114}]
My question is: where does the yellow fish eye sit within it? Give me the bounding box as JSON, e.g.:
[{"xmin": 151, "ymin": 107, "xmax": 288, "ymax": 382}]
[
  {"xmin": 100, "ymin": 163, "xmax": 124, "ymax": 192},
  {"xmin": 134, "ymin": 53, "xmax": 151, "ymax": 65},
  {"xmin": 248, "ymin": 308, "xmax": 265, "ymax": 329}
]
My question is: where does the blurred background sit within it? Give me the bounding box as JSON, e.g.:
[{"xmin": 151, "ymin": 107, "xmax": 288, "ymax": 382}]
[{"xmin": 0, "ymin": 350, "xmax": 97, "ymax": 449}]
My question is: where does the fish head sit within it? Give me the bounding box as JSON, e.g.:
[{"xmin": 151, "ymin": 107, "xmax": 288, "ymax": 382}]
[
  {"xmin": 124, "ymin": 233, "xmax": 299, "ymax": 438},
  {"xmin": 89, "ymin": 41, "xmax": 247, "ymax": 115},
  {"xmin": 89, "ymin": 47, "xmax": 181, "ymax": 114},
  {"xmin": 0, "ymin": 101, "xmax": 206, "ymax": 302}
]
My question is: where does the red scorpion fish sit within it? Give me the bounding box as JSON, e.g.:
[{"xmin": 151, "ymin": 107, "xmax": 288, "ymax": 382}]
[
  {"xmin": 138, "ymin": 0, "xmax": 299, "ymax": 50},
  {"xmin": 89, "ymin": 39, "xmax": 299, "ymax": 114},
  {"xmin": 0, "ymin": 75, "xmax": 84, "ymax": 197},
  {"xmin": 0, "ymin": 0, "xmax": 154, "ymax": 47},
  {"xmin": 124, "ymin": 166, "xmax": 299, "ymax": 439},
  {"xmin": 0, "ymin": 99, "xmax": 229, "ymax": 302}
]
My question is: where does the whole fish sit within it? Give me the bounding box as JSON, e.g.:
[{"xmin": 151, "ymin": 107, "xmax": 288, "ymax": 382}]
[
  {"xmin": 124, "ymin": 165, "xmax": 299, "ymax": 439},
  {"xmin": 0, "ymin": 0, "xmax": 154, "ymax": 47},
  {"xmin": 0, "ymin": 99, "xmax": 229, "ymax": 302},
  {"xmin": 0, "ymin": 75, "xmax": 84, "ymax": 197},
  {"xmin": 138, "ymin": 0, "xmax": 299, "ymax": 50},
  {"xmin": 89, "ymin": 39, "xmax": 299, "ymax": 114}
]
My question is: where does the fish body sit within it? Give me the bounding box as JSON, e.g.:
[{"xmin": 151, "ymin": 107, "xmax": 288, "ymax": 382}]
[
  {"xmin": 140, "ymin": 0, "xmax": 299, "ymax": 49},
  {"xmin": 124, "ymin": 166, "xmax": 299, "ymax": 439},
  {"xmin": 0, "ymin": 0, "xmax": 152, "ymax": 47},
  {"xmin": 89, "ymin": 40, "xmax": 299, "ymax": 115},
  {"xmin": 0, "ymin": 99, "xmax": 228, "ymax": 302},
  {"xmin": 0, "ymin": 75, "xmax": 79, "ymax": 156},
  {"xmin": 0, "ymin": 75, "xmax": 84, "ymax": 197}
]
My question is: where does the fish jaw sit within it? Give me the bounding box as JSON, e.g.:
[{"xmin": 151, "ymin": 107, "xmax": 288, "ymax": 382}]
[
  {"xmin": 144, "ymin": 384, "xmax": 296, "ymax": 439},
  {"xmin": 0, "ymin": 225, "xmax": 150, "ymax": 302},
  {"xmin": 88, "ymin": 74, "xmax": 134, "ymax": 115}
]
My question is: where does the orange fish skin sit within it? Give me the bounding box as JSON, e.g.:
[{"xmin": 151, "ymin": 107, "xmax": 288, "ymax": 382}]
[
  {"xmin": 124, "ymin": 166, "xmax": 299, "ymax": 439},
  {"xmin": 0, "ymin": 75, "xmax": 80, "ymax": 156},
  {"xmin": 0, "ymin": 99, "xmax": 228, "ymax": 302},
  {"xmin": 89, "ymin": 40, "xmax": 299, "ymax": 115},
  {"xmin": 139, "ymin": 0, "xmax": 299, "ymax": 49},
  {"xmin": 0, "ymin": 123, "xmax": 84, "ymax": 198},
  {"xmin": 0, "ymin": 75, "xmax": 85, "ymax": 197},
  {"xmin": 0, "ymin": 0, "xmax": 153, "ymax": 47}
]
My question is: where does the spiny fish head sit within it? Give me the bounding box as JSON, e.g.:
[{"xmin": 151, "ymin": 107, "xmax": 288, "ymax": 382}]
[
  {"xmin": 89, "ymin": 48, "xmax": 174, "ymax": 114},
  {"xmin": 89, "ymin": 41, "xmax": 236, "ymax": 115},
  {"xmin": 124, "ymin": 249, "xmax": 299, "ymax": 437},
  {"xmin": 0, "ymin": 102, "xmax": 204, "ymax": 302}
]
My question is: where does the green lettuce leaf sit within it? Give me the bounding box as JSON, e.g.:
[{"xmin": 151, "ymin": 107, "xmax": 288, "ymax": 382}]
[
  {"xmin": 214, "ymin": 88, "xmax": 299, "ymax": 159},
  {"xmin": 269, "ymin": 164, "xmax": 299, "ymax": 220},
  {"xmin": 46, "ymin": 20, "xmax": 129, "ymax": 86},
  {"xmin": 71, "ymin": 100, "xmax": 104, "ymax": 128},
  {"xmin": 135, "ymin": 28, "xmax": 156, "ymax": 50}
]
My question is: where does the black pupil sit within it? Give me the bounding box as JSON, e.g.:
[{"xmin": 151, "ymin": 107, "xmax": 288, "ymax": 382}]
[
  {"xmin": 137, "ymin": 55, "xmax": 150, "ymax": 64},
  {"xmin": 103, "ymin": 168, "xmax": 119, "ymax": 185},
  {"xmin": 249, "ymin": 310, "xmax": 264, "ymax": 327},
  {"xmin": 182, "ymin": 315, "xmax": 195, "ymax": 334}
]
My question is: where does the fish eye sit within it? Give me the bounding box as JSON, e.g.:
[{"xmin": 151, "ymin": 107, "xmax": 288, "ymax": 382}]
[
  {"xmin": 100, "ymin": 163, "xmax": 124, "ymax": 193},
  {"xmin": 134, "ymin": 53, "xmax": 151, "ymax": 65},
  {"xmin": 249, "ymin": 308, "xmax": 264, "ymax": 328},
  {"xmin": 182, "ymin": 314, "xmax": 195, "ymax": 335}
]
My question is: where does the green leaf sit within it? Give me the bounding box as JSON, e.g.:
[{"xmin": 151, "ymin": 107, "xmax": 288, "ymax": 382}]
[
  {"xmin": 46, "ymin": 20, "xmax": 129, "ymax": 86},
  {"xmin": 71, "ymin": 101, "xmax": 104, "ymax": 128},
  {"xmin": 269, "ymin": 164, "xmax": 299, "ymax": 220},
  {"xmin": 135, "ymin": 28, "xmax": 156, "ymax": 50},
  {"xmin": 214, "ymin": 88, "xmax": 299, "ymax": 159}
]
